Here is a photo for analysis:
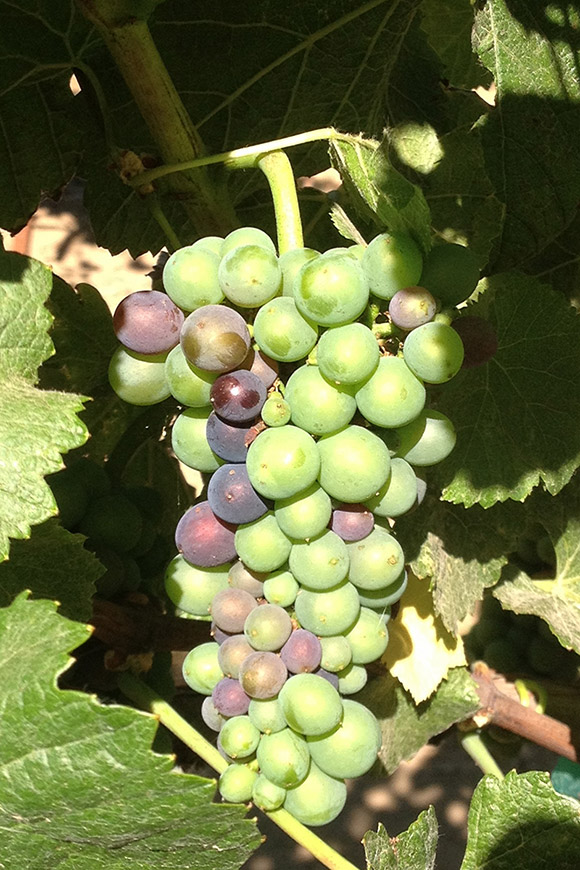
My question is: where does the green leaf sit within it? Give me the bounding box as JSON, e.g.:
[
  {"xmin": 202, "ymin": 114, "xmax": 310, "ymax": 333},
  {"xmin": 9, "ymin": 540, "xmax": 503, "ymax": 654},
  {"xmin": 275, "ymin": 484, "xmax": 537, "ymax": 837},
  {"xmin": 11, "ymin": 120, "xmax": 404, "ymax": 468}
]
[
  {"xmin": 473, "ymin": 0, "xmax": 580, "ymax": 270},
  {"xmin": 437, "ymin": 274, "xmax": 580, "ymax": 507},
  {"xmin": 461, "ymin": 770, "xmax": 580, "ymax": 870},
  {"xmin": 363, "ymin": 807, "xmax": 438, "ymax": 870},
  {"xmin": 395, "ymin": 493, "xmax": 519, "ymax": 633},
  {"xmin": 0, "ymin": 594, "xmax": 261, "ymax": 869},
  {"xmin": 330, "ymin": 135, "xmax": 432, "ymax": 252},
  {"xmin": 0, "ymin": 249, "xmax": 88, "ymax": 560},
  {"xmin": 420, "ymin": 0, "xmax": 488, "ymax": 90},
  {"xmin": 0, "ymin": 520, "xmax": 103, "ymax": 621},
  {"xmin": 360, "ymin": 667, "xmax": 479, "ymax": 774}
]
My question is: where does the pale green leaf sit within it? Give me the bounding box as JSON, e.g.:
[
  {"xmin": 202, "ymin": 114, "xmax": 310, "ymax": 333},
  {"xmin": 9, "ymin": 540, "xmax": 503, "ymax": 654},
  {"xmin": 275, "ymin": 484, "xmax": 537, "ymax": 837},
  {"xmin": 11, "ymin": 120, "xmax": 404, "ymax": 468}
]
[{"xmin": 363, "ymin": 807, "xmax": 438, "ymax": 870}]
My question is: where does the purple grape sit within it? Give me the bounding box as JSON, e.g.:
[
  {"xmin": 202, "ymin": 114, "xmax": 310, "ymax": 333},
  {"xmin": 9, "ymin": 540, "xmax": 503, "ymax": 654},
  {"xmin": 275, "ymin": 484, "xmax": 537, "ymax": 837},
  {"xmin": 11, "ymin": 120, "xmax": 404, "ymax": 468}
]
[
  {"xmin": 206, "ymin": 412, "xmax": 258, "ymax": 463},
  {"xmin": 228, "ymin": 560, "xmax": 266, "ymax": 597},
  {"xmin": 211, "ymin": 622, "xmax": 234, "ymax": 645},
  {"xmin": 280, "ymin": 629, "xmax": 322, "ymax": 674},
  {"xmin": 211, "ymin": 588, "xmax": 259, "ymax": 634},
  {"xmin": 212, "ymin": 677, "xmax": 251, "ymax": 716},
  {"xmin": 113, "ymin": 290, "xmax": 184, "ymax": 355},
  {"xmin": 210, "ymin": 370, "xmax": 267, "ymax": 423},
  {"xmin": 452, "ymin": 316, "xmax": 498, "ymax": 368},
  {"xmin": 239, "ymin": 347, "xmax": 279, "ymax": 388},
  {"xmin": 175, "ymin": 501, "xmax": 237, "ymax": 567},
  {"xmin": 388, "ymin": 286, "xmax": 436, "ymax": 331},
  {"xmin": 208, "ymin": 463, "xmax": 269, "ymax": 524},
  {"xmin": 180, "ymin": 304, "xmax": 251, "ymax": 373},
  {"xmin": 312, "ymin": 666, "xmax": 340, "ymax": 689},
  {"xmin": 239, "ymin": 651, "xmax": 288, "ymax": 699},
  {"xmin": 329, "ymin": 503, "xmax": 375, "ymax": 542}
]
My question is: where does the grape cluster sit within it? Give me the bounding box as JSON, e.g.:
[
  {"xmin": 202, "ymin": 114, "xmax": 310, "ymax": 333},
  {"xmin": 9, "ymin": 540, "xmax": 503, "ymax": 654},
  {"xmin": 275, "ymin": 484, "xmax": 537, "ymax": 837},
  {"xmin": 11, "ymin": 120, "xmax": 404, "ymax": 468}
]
[{"xmin": 108, "ymin": 226, "xmax": 482, "ymax": 825}]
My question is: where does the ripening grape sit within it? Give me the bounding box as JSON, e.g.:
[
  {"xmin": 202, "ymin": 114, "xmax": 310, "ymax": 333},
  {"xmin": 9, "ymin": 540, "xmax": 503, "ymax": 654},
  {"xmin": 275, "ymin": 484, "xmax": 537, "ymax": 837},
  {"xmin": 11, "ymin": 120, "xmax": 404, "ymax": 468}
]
[
  {"xmin": 207, "ymin": 463, "xmax": 269, "ymax": 525},
  {"xmin": 228, "ymin": 560, "xmax": 266, "ymax": 597},
  {"xmin": 171, "ymin": 408, "xmax": 223, "ymax": 473},
  {"xmin": 201, "ymin": 695, "xmax": 225, "ymax": 732},
  {"xmin": 219, "ymin": 715, "xmax": 261, "ymax": 759},
  {"xmin": 218, "ymin": 244, "xmax": 282, "ymax": 307},
  {"xmin": 221, "ymin": 226, "xmax": 276, "ymax": 256},
  {"xmin": 452, "ymin": 315, "xmax": 498, "ymax": 368},
  {"xmin": 217, "ymin": 634, "xmax": 255, "ymax": 678},
  {"xmin": 307, "ymin": 699, "xmax": 381, "ymax": 779},
  {"xmin": 211, "ymin": 587, "xmax": 259, "ymax": 634},
  {"xmin": 355, "ymin": 356, "xmax": 426, "ymax": 428},
  {"xmin": 402, "ymin": 321, "xmax": 464, "ymax": 383},
  {"xmin": 164, "ymin": 554, "xmax": 230, "ymax": 616},
  {"xmin": 246, "ymin": 426, "xmax": 321, "ymax": 500},
  {"xmin": 280, "ymin": 247, "xmax": 320, "ymax": 296},
  {"xmin": 364, "ymin": 457, "xmax": 418, "ymax": 518},
  {"xmin": 284, "ymin": 365, "xmax": 357, "ymax": 435},
  {"xmin": 274, "ymin": 483, "xmax": 332, "ymax": 541},
  {"xmin": 283, "ymin": 761, "xmax": 347, "ymax": 826},
  {"xmin": 239, "ymin": 650, "xmax": 288, "ymax": 699},
  {"xmin": 180, "ymin": 304, "xmax": 251, "ymax": 373},
  {"xmin": 210, "ymin": 369, "xmax": 267, "ymax": 423},
  {"xmin": 294, "ymin": 581, "xmax": 360, "ymax": 636},
  {"xmin": 253, "ymin": 297, "xmax": 318, "ymax": 362},
  {"xmin": 165, "ymin": 345, "xmax": 218, "ymax": 406},
  {"xmin": 329, "ymin": 504, "xmax": 374, "ymax": 542},
  {"xmin": 212, "ymin": 677, "xmax": 251, "ymax": 717},
  {"xmin": 343, "ymin": 607, "xmax": 389, "ymax": 664},
  {"xmin": 175, "ymin": 501, "xmax": 237, "ymax": 567},
  {"xmin": 361, "ymin": 232, "xmax": 423, "ymax": 300},
  {"xmin": 182, "ymin": 642, "xmax": 223, "ymax": 695},
  {"xmin": 317, "ymin": 425, "xmax": 391, "ymax": 503},
  {"xmin": 235, "ymin": 512, "xmax": 292, "ymax": 572},
  {"xmin": 239, "ymin": 347, "xmax": 279, "ymax": 388},
  {"xmin": 346, "ymin": 526, "xmax": 405, "ymax": 590},
  {"xmin": 256, "ymin": 728, "xmax": 310, "ymax": 788},
  {"xmin": 163, "ymin": 245, "xmax": 224, "ymax": 311},
  {"xmin": 293, "ymin": 250, "xmax": 369, "ymax": 326},
  {"xmin": 108, "ymin": 346, "xmax": 170, "ymax": 405},
  {"xmin": 244, "ymin": 603, "xmax": 293, "ymax": 651},
  {"xmin": 316, "ymin": 322, "xmax": 380, "ymax": 385},
  {"xmin": 395, "ymin": 409, "xmax": 456, "ymax": 466},
  {"xmin": 419, "ymin": 242, "xmax": 480, "ymax": 307},
  {"xmin": 280, "ymin": 629, "xmax": 322, "ymax": 674},
  {"xmin": 218, "ymin": 762, "xmax": 258, "ymax": 803},
  {"xmin": 205, "ymin": 412, "xmax": 257, "ymax": 464},
  {"xmin": 113, "ymin": 290, "xmax": 184, "ymax": 355},
  {"xmin": 388, "ymin": 285, "xmax": 436, "ymax": 331},
  {"xmin": 289, "ymin": 530, "xmax": 349, "ymax": 590}
]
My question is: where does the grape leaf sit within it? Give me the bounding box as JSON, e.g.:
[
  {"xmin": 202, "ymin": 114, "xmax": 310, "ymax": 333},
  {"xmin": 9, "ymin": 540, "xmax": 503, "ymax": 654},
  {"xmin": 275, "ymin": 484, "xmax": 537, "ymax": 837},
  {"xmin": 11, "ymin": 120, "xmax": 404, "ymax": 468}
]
[
  {"xmin": 0, "ymin": 248, "xmax": 88, "ymax": 560},
  {"xmin": 420, "ymin": 0, "xmax": 489, "ymax": 90},
  {"xmin": 0, "ymin": 520, "xmax": 102, "ymax": 621},
  {"xmin": 0, "ymin": 593, "xmax": 261, "ymax": 869},
  {"xmin": 363, "ymin": 807, "xmax": 438, "ymax": 870},
  {"xmin": 330, "ymin": 135, "xmax": 432, "ymax": 253},
  {"xmin": 395, "ymin": 493, "xmax": 520, "ymax": 633},
  {"xmin": 473, "ymin": 0, "xmax": 580, "ymax": 270},
  {"xmin": 436, "ymin": 274, "xmax": 580, "ymax": 507},
  {"xmin": 360, "ymin": 667, "xmax": 479, "ymax": 774},
  {"xmin": 461, "ymin": 771, "xmax": 580, "ymax": 870},
  {"xmin": 383, "ymin": 572, "xmax": 466, "ymax": 703}
]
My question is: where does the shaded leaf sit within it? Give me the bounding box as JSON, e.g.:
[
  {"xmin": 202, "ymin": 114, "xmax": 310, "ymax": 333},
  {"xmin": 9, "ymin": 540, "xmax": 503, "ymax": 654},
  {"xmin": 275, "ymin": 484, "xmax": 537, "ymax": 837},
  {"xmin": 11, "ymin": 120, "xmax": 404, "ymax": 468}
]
[
  {"xmin": 363, "ymin": 807, "xmax": 438, "ymax": 870},
  {"xmin": 421, "ymin": 0, "xmax": 489, "ymax": 90}
]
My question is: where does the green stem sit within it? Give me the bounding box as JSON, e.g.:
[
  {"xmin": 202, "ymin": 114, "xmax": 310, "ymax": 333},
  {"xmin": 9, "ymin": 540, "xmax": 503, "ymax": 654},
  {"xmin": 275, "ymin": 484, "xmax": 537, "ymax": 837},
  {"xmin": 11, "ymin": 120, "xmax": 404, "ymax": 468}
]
[
  {"xmin": 75, "ymin": 2, "xmax": 237, "ymax": 236},
  {"xmin": 460, "ymin": 731, "xmax": 504, "ymax": 779},
  {"xmin": 146, "ymin": 196, "xmax": 183, "ymax": 252},
  {"xmin": 257, "ymin": 151, "xmax": 303, "ymax": 254},
  {"xmin": 118, "ymin": 673, "xmax": 361, "ymax": 870},
  {"xmin": 124, "ymin": 127, "xmax": 342, "ymax": 188}
]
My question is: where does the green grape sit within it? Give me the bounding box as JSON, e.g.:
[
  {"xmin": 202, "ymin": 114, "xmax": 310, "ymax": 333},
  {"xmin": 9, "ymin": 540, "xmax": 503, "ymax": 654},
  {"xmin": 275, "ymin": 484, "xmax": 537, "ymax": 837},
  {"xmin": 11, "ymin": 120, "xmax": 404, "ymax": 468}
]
[
  {"xmin": 165, "ymin": 345, "xmax": 217, "ymax": 406},
  {"xmin": 66, "ymin": 458, "xmax": 111, "ymax": 499},
  {"xmin": 246, "ymin": 426, "xmax": 320, "ymax": 500},
  {"xmin": 483, "ymin": 638, "xmax": 524, "ymax": 673},
  {"xmin": 527, "ymin": 634, "xmax": 568, "ymax": 676},
  {"xmin": 361, "ymin": 231, "xmax": 423, "ymax": 300},
  {"xmin": 319, "ymin": 635, "xmax": 353, "ymax": 673},
  {"xmin": 218, "ymin": 762, "xmax": 258, "ymax": 803},
  {"xmin": 278, "ymin": 673, "xmax": 343, "ymax": 736},
  {"xmin": 182, "ymin": 642, "xmax": 224, "ymax": 695},
  {"xmin": 343, "ymin": 607, "xmax": 389, "ymax": 664},
  {"xmin": 307, "ymin": 699, "xmax": 381, "ymax": 778},
  {"xmin": 285, "ymin": 365, "xmax": 357, "ymax": 435},
  {"xmin": 395, "ymin": 410, "xmax": 456, "ymax": 466},
  {"xmin": 252, "ymin": 775, "xmax": 286, "ymax": 811},
  {"xmin": 80, "ymin": 493, "xmax": 143, "ymax": 552},
  {"xmin": 356, "ymin": 570, "xmax": 407, "ymax": 608},
  {"xmin": 256, "ymin": 728, "xmax": 310, "ymax": 788},
  {"xmin": 317, "ymin": 425, "xmax": 391, "ymax": 502},
  {"xmin": 248, "ymin": 697, "xmax": 287, "ymax": 734},
  {"xmin": 419, "ymin": 242, "xmax": 480, "ymax": 307},
  {"xmin": 355, "ymin": 356, "xmax": 425, "ymax": 428},
  {"xmin": 219, "ymin": 715, "xmax": 261, "ymax": 759},
  {"xmin": 293, "ymin": 250, "xmax": 369, "ymax": 326},
  {"xmin": 47, "ymin": 468, "xmax": 89, "ymax": 530},
  {"xmin": 218, "ymin": 244, "xmax": 282, "ymax": 307},
  {"xmin": 163, "ymin": 245, "xmax": 224, "ymax": 311},
  {"xmin": 316, "ymin": 322, "xmax": 380, "ymax": 385},
  {"xmin": 108, "ymin": 346, "xmax": 170, "ymax": 405},
  {"xmin": 337, "ymin": 662, "xmax": 368, "ymax": 695},
  {"xmin": 171, "ymin": 407, "xmax": 223, "ymax": 472},
  {"xmin": 253, "ymin": 297, "xmax": 318, "ymax": 362},
  {"xmin": 263, "ymin": 568, "xmax": 299, "ymax": 607},
  {"xmin": 364, "ymin": 457, "xmax": 418, "ymax": 518},
  {"xmin": 294, "ymin": 581, "xmax": 360, "ymax": 636},
  {"xmin": 274, "ymin": 483, "xmax": 332, "ymax": 540},
  {"xmin": 244, "ymin": 603, "xmax": 293, "ymax": 651},
  {"xmin": 289, "ymin": 530, "xmax": 349, "ymax": 590},
  {"xmin": 235, "ymin": 511, "xmax": 292, "ymax": 572},
  {"xmin": 164, "ymin": 554, "xmax": 231, "ymax": 616},
  {"xmin": 402, "ymin": 321, "xmax": 464, "ymax": 383},
  {"xmin": 347, "ymin": 526, "xmax": 405, "ymax": 590},
  {"xmin": 190, "ymin": 235, "xmax": 224, "ymax": 255},
  {"xmin": 221, "ymin": 226, "xmax": 277, "ymax": 256},
  {"xmin": 280, "ymin": 247, "xmax": 320, "ymax": 296},
  {"xmin": 283, "ymin": 760, "xmax": 347, "ymax": 826},
  {"xmin": 477, "ymin": 616, "xmax": 508, "ymax": 648},
  {"xmin": 261, "ymin": 392, "xmax": 291, "ymax": 427}
]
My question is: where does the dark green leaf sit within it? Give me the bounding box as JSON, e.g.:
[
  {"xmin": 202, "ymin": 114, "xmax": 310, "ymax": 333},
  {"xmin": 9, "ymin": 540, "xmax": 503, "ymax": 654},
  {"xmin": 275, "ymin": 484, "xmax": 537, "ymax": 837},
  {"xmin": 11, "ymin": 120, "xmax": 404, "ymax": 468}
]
[
  {"xmin": 363, "ymin": 807, "xmax": 438, "ymax": 870},
  {"xmin": 420, "ymin": 0, "xmax": 489, "ymax": 90}
]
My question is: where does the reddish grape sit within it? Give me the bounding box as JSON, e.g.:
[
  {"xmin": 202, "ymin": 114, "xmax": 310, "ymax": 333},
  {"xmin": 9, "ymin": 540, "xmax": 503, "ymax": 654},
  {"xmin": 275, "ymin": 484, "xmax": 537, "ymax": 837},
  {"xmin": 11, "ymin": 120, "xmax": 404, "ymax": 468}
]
[
  {"xmin": 212, "ymin": 677, "xmax": 251, "ymax": 716},
  {"xmin": 452, "ymin": 316, "xmax": 498, "ymax": 368},
  {"xmin": 239, "ymin": 650, "xmax": 288, "ymax": 699},
  {"xmin": 113, "ymin": 290, "xmax": 184, "ymax": 355},
  {"xmin": 180, "ymin": 304, "xmax": 251, "ymax": 372},
  {"xmin": 210, "ymin": 370, "xmax": 267, "ymax": 423},
  {"xmin": 280, "ymin": 629, "xmax": 322, "ymax": 674},
  {"xmin": 175, "ymin": 501, "xmax": 237, "ymax": 567},
  {"xmin": 329, "ymin": 503, "xmax": 375, "ymax": 542},
  {"xmin": 239, "ymin": 348, "xmax": 279, "ymax": 388},
  {"xmin": 388, "ymin": 286, "xmax": 436, "ymax": 331},
  {"xmin": 228, "ymin": 560, "xmax": 266, "ymax": 597},
  {"xmin": 208, "ymin": 463, "xmax": 269, "ymax": 524},
  {"xmin": 205, "ymin": 412, "xmax": 258, "ymax": 463},
  {"xmin": 211, "ymin": 587, "xmax": 259, "ymax": 634}
]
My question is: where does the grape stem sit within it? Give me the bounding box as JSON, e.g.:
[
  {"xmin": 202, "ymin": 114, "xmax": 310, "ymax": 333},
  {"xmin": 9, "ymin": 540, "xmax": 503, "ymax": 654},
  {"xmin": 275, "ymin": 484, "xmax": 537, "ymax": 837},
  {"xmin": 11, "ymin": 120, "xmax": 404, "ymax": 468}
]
[
  {"xmin": 459, "ymin": 731, "xmax": 504, "ymax": 780},
  {"xmin": 117, "ymin": 673, "xmax": 362, "ymax": 870},
  {"xmin": 257, "ymin": 151, "xmax": 304, "ymax": 255}
]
